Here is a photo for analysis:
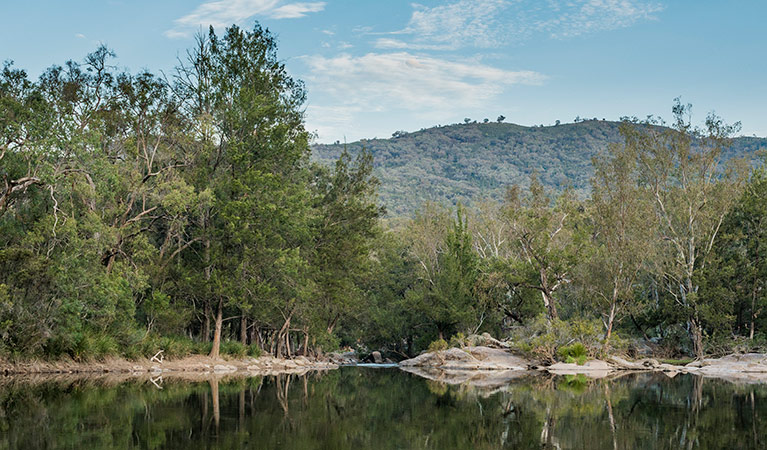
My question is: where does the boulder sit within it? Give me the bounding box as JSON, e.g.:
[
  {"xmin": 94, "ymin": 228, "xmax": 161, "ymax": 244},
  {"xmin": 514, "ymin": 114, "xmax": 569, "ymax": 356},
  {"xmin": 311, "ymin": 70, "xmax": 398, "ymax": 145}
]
[
  {"xmin": 371, "ymin": 351, "xmax": 383, "ymax": 364},
  {"xmin": 400, "ymin": 346, "xmax": 527, "ymax": 370},
  {"xmin": 607, "ymin": 356, "xmax": 645, "ymax": 370},
  {"xmin": 547, "ymin": 359, "xmax": 613, "ymax": 377}
]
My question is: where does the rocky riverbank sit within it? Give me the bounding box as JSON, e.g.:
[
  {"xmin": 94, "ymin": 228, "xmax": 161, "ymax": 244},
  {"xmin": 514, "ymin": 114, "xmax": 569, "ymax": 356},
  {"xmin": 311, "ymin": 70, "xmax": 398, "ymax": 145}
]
[
  {"xmin": 0, "ymin": 352, "xmax": 358, "ymax": 376},
  {"xmin": 398, "ymin": 347, "xmax": 767, "ymax": 383}
]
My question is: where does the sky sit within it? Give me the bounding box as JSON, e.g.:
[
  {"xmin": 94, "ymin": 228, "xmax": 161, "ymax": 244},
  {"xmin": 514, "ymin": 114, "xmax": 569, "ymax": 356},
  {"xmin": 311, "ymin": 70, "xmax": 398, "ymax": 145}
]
[{"xmin": 1, "ymin": 0, "xmax": 765, "ymax": 143}]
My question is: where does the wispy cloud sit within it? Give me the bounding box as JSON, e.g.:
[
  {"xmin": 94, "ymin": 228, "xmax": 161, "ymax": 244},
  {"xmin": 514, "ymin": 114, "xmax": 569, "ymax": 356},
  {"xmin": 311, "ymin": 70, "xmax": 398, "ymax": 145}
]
[
  {"xmin": 377, "ymin": 0, "xmax": 664, "ymax": 50},
  {"xmin": 166, "ymin": 0, "xmax": 325, "ymax": 38},
  {"xmin": 302, "ymin": 52, "xmax": 545, "ymax": 139},
  {"xmin": 75, "ymin": 33, "xmax": 86, "ymax": 39}
]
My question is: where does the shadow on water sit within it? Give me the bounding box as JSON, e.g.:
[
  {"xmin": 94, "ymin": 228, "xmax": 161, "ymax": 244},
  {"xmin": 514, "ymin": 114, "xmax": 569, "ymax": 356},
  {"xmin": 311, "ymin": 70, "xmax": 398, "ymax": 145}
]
[{"xmin": 0, "ymin": 368, "xmax": 765, "ymax": 449}]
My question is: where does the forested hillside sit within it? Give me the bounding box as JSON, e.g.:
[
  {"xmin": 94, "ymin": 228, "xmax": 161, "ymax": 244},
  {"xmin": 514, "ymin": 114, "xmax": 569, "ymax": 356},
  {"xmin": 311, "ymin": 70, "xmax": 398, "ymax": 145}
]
[{"xmin": 312, "ymin": 121, "xmax": 767, "ymax": 216}]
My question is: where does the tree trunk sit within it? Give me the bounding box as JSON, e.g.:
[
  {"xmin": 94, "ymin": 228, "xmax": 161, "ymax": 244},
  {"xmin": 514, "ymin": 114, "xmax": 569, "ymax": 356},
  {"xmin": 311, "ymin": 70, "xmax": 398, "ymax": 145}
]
[
  {"xmin": 302, "ymin": 329, "xmax": 310, "ymax": 356},
  {"xmin": 604, "ymin": 300, "xmax": 617, "ymax": 350},
  {"xmin": 209, "ymin": 297, "xmax": 223, "ymax": 358},
  {"xmin": 240, "ymin": 314, "xmax": 248, "ymax": 345},
  {"xmin": 542, "ymin": 290, "xmax": 559, "ymax": 321},
  {"xmin": 203, "ymin": 301, "xmax": 211, "ymax": 342},
  {"xmin": 751, "ymin": 280, "xmax": 759, "ymax": 340},
  {"xmin": 690, "ymin": 316, "xmax": 704, "ymax": 359}
]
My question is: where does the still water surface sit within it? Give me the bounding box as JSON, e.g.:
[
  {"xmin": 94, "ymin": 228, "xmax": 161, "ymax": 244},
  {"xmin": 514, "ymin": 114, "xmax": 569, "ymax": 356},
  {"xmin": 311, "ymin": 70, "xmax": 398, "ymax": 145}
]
[{"xmin": 1, "ymin": 367, "xmax": 765, "ymax": 449}]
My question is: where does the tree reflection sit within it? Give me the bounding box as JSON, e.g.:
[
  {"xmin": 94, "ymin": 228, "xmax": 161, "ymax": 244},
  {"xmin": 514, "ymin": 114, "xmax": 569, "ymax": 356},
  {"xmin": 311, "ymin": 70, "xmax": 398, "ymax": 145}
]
[{"xmin": 0, "ymin": 370, "xmax": 765, "ymax": 449}]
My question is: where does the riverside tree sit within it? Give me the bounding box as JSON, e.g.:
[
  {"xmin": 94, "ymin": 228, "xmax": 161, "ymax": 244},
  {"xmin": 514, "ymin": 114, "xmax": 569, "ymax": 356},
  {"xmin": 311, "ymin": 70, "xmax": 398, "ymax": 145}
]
[{"xmin": 630, "ymin": 100, "xmax": 744, "ymax": 358}]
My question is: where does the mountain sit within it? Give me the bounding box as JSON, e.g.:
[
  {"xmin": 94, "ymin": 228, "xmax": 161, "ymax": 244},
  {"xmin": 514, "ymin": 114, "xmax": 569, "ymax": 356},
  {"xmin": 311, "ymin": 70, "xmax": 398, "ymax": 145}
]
[{"xmin": 311, "ymin": 120, "xmax": 767, "ymax": 216}]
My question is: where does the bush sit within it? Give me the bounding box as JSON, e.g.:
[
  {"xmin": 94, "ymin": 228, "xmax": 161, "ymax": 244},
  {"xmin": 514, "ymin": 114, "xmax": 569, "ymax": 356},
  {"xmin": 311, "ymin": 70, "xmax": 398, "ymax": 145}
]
[
  {"xmin": 428, "ymin": 339, "xmax": 448, "ymax": 352},
  {"xmin": 449, "ymin": 332, "xmax": 466, "ymax": 348},
  {"xmin": 511, "ymin": 315, "xmax": 605, "ymax": 364},
  {"xmin": 248, "ymin": 344, "xmax": 263, "ymax": 358},
  {"xmin": 220, "ymin": 340, "xmax": 247, "ymax": 358},
  {"xmin": 558, "ymin": 342, "xmax": 587, "ymax": 365}
]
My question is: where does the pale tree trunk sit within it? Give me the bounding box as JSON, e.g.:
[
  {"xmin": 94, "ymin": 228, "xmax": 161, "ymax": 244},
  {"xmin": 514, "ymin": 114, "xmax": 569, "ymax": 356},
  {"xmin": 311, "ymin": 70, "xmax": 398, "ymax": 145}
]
[
  {"xmin": 542, "ymin": 290, "xmax": 559, "ymax": 321},
  {"xmin": 750, "ymin": 271, "xmax": 759, "ymax": 339},
  {"xmin": 275, "ymin": 314, "xmax": 292, "ymax": 358},
  {"xmin": 202, "ymin": 236, "xmax": 212, "ymax": 342},
  {"xmin": 540, "ymin": 269, "xmax": 559, "ymax": 321},
  {"xmin": 209, "ymin": 297, "xmax": 223, "ymax": 358},
  {"xmin": 604, "ymin": 301, "xmax": 617, "ymax": 344},
  {"xmin": 690, "ymin": 316, "xmax": 704, "ymax": 360},
  {"xmin": 302, "ymin": 328, "xmax": 310, "ymax": 357}
]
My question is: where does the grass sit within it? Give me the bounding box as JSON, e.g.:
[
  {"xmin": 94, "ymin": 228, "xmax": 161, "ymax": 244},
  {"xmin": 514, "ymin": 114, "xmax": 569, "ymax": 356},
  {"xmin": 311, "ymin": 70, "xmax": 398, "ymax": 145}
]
[{"xmin": 660, "ymin": 357, "xmax": 695, "ymax": 366}]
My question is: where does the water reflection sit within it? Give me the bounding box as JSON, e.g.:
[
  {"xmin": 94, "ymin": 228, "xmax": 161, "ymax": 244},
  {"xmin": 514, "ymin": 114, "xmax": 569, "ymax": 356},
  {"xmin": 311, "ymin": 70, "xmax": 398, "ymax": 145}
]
[{"xmin": 0, "ymin": 369, "xmax": 764, "ymax": 449}]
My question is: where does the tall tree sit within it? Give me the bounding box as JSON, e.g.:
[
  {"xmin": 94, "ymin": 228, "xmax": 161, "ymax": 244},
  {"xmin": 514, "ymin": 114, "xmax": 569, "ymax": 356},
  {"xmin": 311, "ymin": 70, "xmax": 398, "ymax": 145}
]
[
  {"xmin": 587, "ymin": 134, "xmax": 651, "ymax": 344},
  {"xmin": 630, "ymin": 99, "xmax": 744, "ymax": 358},
  {"xmin": 504, "ymin": 176, "xmax": 585, "ymax": 321},
  {"xmin": 310, "ymin": 148, "xmax": 383, "ymax": 342}
]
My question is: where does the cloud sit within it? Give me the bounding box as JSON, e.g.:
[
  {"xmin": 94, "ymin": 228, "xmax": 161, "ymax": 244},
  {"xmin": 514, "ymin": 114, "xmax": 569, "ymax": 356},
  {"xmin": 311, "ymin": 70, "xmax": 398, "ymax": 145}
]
[
  {"xmin": 303, "ymin": 52, "xmax": 544, "ymax": 110},
  {"xmin": 166, "ymin": 0, "xmax": 325, "ymax": 38},
  {"xmin": 382, "ymin": 0, "xmax": 664, "ymax": 50},
  {"xmin": 301, "ymin": 52, "xmax": 544, "ymax": 139},
  {"xmin": 75, "ymin": 33, "xmax": 86, "ymax": 39}
]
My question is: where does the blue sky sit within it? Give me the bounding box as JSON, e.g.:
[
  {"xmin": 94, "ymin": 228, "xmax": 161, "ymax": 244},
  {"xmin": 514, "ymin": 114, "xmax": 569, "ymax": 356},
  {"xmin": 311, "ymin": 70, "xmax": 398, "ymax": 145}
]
[{"xmin": 2, "ymin": 1, "xmax": 765, "ymax": 143}]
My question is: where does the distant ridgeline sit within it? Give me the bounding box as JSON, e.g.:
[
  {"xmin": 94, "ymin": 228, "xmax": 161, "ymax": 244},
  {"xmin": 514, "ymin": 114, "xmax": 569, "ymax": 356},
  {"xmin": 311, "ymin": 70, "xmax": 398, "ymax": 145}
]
[{"xmin": 311, "ymin": 120, "xmax": 767, "ymax": 216}]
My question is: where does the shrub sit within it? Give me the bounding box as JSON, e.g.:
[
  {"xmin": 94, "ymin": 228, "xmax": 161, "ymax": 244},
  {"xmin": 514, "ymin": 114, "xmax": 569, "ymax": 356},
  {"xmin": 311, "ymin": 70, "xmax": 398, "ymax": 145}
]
[
  {"xmin": 511, "ymin": 315, "xmax": 605, "ymax": 364},
  {"xmin": 449, "ymin": 332, "xmax": 466, "ymax": 348},
  {"xmin": 558, "ymin": 342, "xmax": 587, "ymax": 364},
  {"xmin": 428, "ymin": 339, "xmax": 448, "ymax": 352},
  {"xmin": 220, "ymin": 340, "xmax": 247, "ymax": 358},
  {"xmin": 248, "ymin": 344, "xmax": 263, "ymax": 358}
]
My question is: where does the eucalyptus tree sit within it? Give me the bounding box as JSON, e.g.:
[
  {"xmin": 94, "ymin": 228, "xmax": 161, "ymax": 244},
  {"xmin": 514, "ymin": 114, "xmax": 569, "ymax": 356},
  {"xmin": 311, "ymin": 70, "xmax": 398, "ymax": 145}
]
[
  {"xmin": 587, "ymin": 133, "xmax": 652, "ymax": 344},
  {"xmin": 630, "ymin": 100, "xmax": 744, "ymax": 358},
  {"xmin": 503, "ymin": 177, "xmax": 586, "ymax": 321}
]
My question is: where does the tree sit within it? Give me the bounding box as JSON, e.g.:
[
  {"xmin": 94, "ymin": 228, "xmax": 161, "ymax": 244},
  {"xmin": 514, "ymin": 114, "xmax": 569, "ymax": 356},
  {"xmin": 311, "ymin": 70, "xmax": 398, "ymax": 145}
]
[
  {"xmin": 310, "ymin": 147, "xmax": 383, "ymax": 345},
  {"xmin": 407, "ymin": 205, "xmax": 479, "ymax": 340},
  {"xmin": 702, "ymin": 155, "xmax": 767, "ymax": 339},
  {"xmin": 183, "ymin": 24, "xmax": 312, "ymax": 358},
  {"xmin": 497, "ymin": 115, "xmax": 506, "ymax": 123},
  {"xmin": 630, "ymin": 100, "xmax": 744, "ymax": 358},
  {"xmin": 587, "ymin": 133, "xmax": 651, "ymax": 344},
  {"xmin": 504, "ymin": 176, "xmax": 585, "ymax": 321}
]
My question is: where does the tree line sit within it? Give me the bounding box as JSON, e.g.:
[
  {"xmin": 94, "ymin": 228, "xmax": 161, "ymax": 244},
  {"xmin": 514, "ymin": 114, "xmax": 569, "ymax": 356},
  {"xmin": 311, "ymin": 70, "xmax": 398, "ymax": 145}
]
[
  {"xmin": 0, "ymin": 25, "xmax": 381, "ymax": 360},
  {"xmin": 1, "ymin": 24, "xmax": 764, "ymax": 361},
  {"xmin": 361, "ymin": 102, "xmax": 765, "ymax": 360}
]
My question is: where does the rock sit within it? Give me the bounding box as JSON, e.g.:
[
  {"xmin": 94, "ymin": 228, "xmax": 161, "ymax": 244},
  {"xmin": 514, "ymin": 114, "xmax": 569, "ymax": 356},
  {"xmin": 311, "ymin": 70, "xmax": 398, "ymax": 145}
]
[
  {"xmin": 213, "ymin": 364, "xmax": 237, "ymax": 372},
  {"xmin": 371, "ymin": 351, "xmax": 383, "ymax": 364},
  {"xmin": 465, "ymin": 333, "xmax": 510, "ymax": 349},
  {"xmin": 400, "ymin": 346, "xmax": 527, "ymax": 371},
  {"xmin": 642, "ymin": 358, "xmax": 660, "ymax": 368},
  {"xmin": 547, "ymin": 359, "xmax": 613, "ymax": 378},
  {"xmin": 607, "ymin": 356, "xmax": 645, "ymax": 370}
]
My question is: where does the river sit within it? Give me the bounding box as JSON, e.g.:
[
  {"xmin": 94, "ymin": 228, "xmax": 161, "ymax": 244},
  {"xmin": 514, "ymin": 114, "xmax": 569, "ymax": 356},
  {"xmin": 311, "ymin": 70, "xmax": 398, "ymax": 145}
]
[{"xmin": 1, "ymin": 367, "xmax": 764, "ymax": 449}]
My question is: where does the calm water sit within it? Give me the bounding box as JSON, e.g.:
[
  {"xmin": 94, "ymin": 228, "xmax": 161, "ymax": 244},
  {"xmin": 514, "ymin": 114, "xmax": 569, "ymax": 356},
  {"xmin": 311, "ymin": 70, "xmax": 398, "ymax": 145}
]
[{"xmin": 1, "ymin": 368, "xmax": 765, "ymax": 449}]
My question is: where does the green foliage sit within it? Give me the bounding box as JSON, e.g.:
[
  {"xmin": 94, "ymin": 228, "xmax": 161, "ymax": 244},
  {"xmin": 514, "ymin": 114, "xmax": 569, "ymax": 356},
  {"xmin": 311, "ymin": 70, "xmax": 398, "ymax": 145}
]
[
  {"xmin": 558, "ymin": 343, "xmax": 587, "ymax": 364},
  {"xmin": 513, "ymin": 316, "xmax": 604, "ymax": 364},
  {"xmin": 427, "ymin": 339, "xmax": 448, "ymax": 353},
  {"xmin": 449, "ymin": 332, "xmax": 466, "ymax": 348}
]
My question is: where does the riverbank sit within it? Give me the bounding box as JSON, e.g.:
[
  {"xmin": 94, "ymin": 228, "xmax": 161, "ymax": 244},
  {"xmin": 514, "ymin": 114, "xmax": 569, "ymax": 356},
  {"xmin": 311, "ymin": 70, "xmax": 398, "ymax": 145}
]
[
  {"xmin": 399, "ymin": 347, "xmax": 767, "ymax": 383},
  {"xmin": 0, "ymin": 352, "xmax": 356, "ymax": 376}
]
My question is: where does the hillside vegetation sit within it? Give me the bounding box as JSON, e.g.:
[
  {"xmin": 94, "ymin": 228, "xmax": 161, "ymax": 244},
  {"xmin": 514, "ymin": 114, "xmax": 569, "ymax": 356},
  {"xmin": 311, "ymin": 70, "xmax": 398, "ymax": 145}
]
[{"xmin": 312, "ymin": 120, "xmax": 766, "ymax": 216}]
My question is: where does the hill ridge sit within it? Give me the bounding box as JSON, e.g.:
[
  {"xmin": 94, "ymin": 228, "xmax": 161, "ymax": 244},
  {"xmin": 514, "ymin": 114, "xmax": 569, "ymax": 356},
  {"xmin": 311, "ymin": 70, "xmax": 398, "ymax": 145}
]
[{"xmin": 311, "ymin": 120, "xmax": 767, "ymax": 216}]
